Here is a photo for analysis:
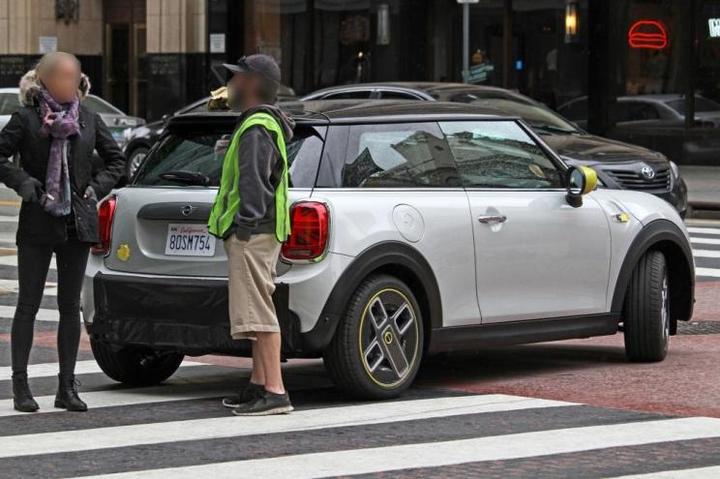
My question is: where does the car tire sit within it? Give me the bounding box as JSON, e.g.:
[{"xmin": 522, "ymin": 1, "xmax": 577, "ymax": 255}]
[
  {"xmin": 126, "ymin": 146, "xmax": 149, "ymax": 179},
  {"xmin": 90, "ymin": 338, "xmax": 184, "ymax": 386},
  {"xmin": 324, "ymin": 274, "xmax": 424, "ymax": 399},
  {"xmin": 623, "ymin": 250, "xmax": 670, "ymax": 362}
]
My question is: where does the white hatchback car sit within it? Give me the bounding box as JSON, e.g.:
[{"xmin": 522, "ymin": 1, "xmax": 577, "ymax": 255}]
[{"xmin": 81, "ymin": 101, "xmax": 694, "ymax": 399}]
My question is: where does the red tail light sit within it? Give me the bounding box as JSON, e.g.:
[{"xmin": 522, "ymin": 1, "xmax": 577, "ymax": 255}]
[
  {"xmin": 281, "ymin": 201, "xmax": 329, "ymax": 261},
  {"xmin": 91, "ymin": 195, "xmax": 117, "ymax": 255}
]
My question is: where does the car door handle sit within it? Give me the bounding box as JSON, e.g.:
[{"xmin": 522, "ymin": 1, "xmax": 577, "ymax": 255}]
[{"xmin": 477, "ymin": 215, "xmax": 507, "ymax": 224}]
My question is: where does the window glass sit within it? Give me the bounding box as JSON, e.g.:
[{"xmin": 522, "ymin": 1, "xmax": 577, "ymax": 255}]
[
  {"xmin": 0, "ymin": 94, "xmax": 20, "ymax": 115},
  {"xmin": 379, "ymin": 91, "xmax": 421, "ymax": 100},
  {"xmin": 344, "ymin": 123, "xmax": 459, "ymax": 188},
  {"xmin": 323, "ymin": 90, "xmax": 372, "ymax": 100},
  {"xmin": 82, "ymin": 95, "xmax": 123, "ymax": 115},
  {"xmin": 558, "ymin": 98, "xmax": 588, "ymax": 122},
  {"xmin": 134, "ymin": 124, "xmax": 322, "ymax": 188},
  {"xmin": 439, "ymin": 120, "xmax": 563, "ymax": 189},
  {"xmin": 617, "ymin": 102, "xmax": 660, "ymax": 122}
]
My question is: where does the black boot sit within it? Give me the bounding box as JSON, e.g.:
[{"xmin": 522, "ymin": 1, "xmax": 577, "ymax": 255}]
[
  {"xmin": 55, "ymin": 374, "xmax": 87, "ymax": 412},
  {"xmin": 12, "ymin": 372, "xmax": 39, "ymax": 413}
]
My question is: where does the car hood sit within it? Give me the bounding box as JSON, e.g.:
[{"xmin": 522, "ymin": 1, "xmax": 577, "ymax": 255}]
[{"xmin": 541, "ymin": 133, "xmax": 666, "ymax": 166}]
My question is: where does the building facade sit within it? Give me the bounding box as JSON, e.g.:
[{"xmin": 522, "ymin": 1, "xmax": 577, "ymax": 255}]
[{"xmin": 0, "ymin": 0, "xmax": 719, "ymax": 148}]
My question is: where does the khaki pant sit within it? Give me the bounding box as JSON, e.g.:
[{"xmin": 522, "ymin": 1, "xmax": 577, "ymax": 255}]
[{"xmin": 224, "ymin": 233, "xmax": 282, "ymax": 340}]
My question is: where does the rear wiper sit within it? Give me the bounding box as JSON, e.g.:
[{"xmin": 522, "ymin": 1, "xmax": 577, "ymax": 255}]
[{"xmin": 159, "ymin": 170, "xmax": 210, "ymax": 186}]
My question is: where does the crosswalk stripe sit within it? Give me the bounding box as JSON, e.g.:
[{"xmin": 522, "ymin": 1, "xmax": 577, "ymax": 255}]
[
  {"xmin": 73, "ymin": 417, "xmax": 720, "ymax": 479},
  {"xmin": 692, "ymin": 249, "xmax": 720, "ymax": 259},
  {"xmin": 0, "ymin": 359, "xmax": 203, "ymax": 382},
  {"xmin": 0, "ymin": 379, "xmax": 230, "ymax": 418},
  {"xmin": 0, "ymin": 255, "xmax": 56, "ymax": 268},
  {"xmin": 687, "ymin": 226, "xmax": 720, "ymax": 236},
  {"xmin": 0, "ymin": 304, "xmax": 58, "ymax": 321},
  {"xmin": 695, "ymin": 267, "xmax": 720, "ymax": 279},
  {"xmin": 608, "ymin": 465, "xmax": 720, "ymax": 478},
  {"xmin": 690, "ymin": 237, "xmax": 720, "ymax": 246},
  {"xmin": 0, "ymin": 278, "xmax": 57, "ymax": 296},
  {"xmin": 0, "ymin": 394, "xmax": 573, "ymax": 459}
]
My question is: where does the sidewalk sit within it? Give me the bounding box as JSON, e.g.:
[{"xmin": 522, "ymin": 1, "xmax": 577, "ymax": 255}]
[{"xmin": 680, "ymin": 165, "xmax": 720, "ymax": 211}]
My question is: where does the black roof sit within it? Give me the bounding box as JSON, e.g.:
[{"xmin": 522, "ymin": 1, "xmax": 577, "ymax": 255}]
[{"xmin": 170, "ymin": 99, "xmax": 515, "ymax": 127}]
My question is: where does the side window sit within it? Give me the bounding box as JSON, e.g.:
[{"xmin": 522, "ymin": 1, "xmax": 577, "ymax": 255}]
[
  {"xmin": 343, "ymin": 123, "xmax": 459, "ymax": 188},
  {"xmin": 439, "ymin": 120, "xmax": 564, "ymax": 189},
  {"xmin": 0, "ymin": 93, "xmax": 20, "ymax": 116},
  {"xmin": 379, "ymin": 91, "xmax": 422, "ymax": 100},
  {"xmin": 617, "ymin": 102, "xmax": 659, "ymax": 122},
  {"xmin": 287, "ymin": 126, "xmax": 326, "ymax": 188},
  {"xmin": 322, "ymin": 90, "xmax": 372, "ymax": 100}
]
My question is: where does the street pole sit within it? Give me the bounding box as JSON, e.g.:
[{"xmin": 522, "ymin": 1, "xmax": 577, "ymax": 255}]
[{"xmin": 462, "ymin": 2, "xmax": 469, "ymax": 83}]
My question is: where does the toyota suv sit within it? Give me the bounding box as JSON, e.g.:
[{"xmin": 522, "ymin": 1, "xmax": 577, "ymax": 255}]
[{"xmin": 82, "ymin": 100, "xmax": 694, "ymax": 399}]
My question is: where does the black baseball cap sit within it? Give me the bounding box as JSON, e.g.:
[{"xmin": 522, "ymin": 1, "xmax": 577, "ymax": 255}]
[{"xmin": 223, "ymin": 54, "xmax": 281, "ymax": 84}]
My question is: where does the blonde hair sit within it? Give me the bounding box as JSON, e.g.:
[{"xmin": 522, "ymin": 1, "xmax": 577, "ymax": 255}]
[{"xmin": 35, "ymin": 51, "xmax": 81, "ymax": 82}]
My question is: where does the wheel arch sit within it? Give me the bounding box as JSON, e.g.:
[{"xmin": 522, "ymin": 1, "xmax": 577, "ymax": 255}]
[
  {"xmin": 611, "ymin": 219, "xmax": 694, "ymax": 323},
  {"xmin": 301, "ymin": 241, "xmax": 442, "ymax": 353}
]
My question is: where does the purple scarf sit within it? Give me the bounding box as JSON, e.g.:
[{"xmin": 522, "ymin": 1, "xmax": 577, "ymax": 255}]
[{"xmin": 38, "ymin": 89, "xmax": 79, "ymax": 217}]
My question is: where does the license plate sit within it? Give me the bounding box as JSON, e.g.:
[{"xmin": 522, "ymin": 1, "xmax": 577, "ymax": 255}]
[{"xmin": 164, "ymin": 223, "xmax": 216, "ymax": 257}]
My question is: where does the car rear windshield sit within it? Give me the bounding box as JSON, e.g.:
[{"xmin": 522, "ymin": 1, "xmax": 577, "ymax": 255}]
[{"xmin": 133, "ymin": 122, "xmax": 324, "ymax": 188}]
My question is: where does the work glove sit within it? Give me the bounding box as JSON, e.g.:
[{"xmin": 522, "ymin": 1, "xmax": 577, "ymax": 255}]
[{"xmin": 17, "ymin": 177, "xmax": 43, "ymax": 203}]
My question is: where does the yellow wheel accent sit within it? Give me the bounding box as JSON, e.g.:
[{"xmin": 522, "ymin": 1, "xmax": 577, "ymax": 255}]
[{"xmin": 358, "ymin": 288, "xmax": 420, "ymax": 389}]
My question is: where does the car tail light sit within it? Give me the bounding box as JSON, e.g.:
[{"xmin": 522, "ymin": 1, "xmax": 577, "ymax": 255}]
[
  {"xmin": 91, "ymin": 195, "xmax": 117, "ymax": 256},
  {"xmin": 281, "ymin": 201, "xmax": 329, "ymax": 261}
]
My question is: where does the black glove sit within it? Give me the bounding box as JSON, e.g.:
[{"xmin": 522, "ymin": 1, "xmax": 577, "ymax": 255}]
[
  {"xmin": 83, "ymin": 185, "xmax": 97, "ymax": 200},
  {"xmin": 17, "ymin": 178, "xmax": 43, "ymax": 203}
]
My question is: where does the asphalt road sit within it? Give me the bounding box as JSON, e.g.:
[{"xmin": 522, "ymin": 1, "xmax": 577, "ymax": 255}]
[{"xmin": 0, "ymin": 186, "xmax": 718, "ymax": 478}]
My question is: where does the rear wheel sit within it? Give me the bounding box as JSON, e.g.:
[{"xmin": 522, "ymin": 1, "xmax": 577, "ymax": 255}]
[
  {"xmin": 324, "ymin": 275, "xmax": 424, "ymax": 399},
  {"xmin": 623, "ymin": 250, "xmax": 670, "ymax": 362},
  {"xmin": 126, "ymin": 146, "xmax": 149, "ymax": 179},
  {"xmin": 90, "ymin": 338, "xmax": 184, "ymax": 386}
]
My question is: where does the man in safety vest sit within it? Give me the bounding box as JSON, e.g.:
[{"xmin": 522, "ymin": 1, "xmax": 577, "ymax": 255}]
[{"xmin": 208, "ymin": 54, "xmax": 295, "ymax": 416}]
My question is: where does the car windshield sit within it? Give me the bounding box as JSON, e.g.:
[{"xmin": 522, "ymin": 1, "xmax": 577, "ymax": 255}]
[
  {"xmin": 83, "ymin": 95, "xmax": 124, "ymax": 115},
  {"xmin": 666, "ymin": 97, "xmax": 720, "ymax": 115},
  {"xmin": 434, "ymin": 89, "xmax": 579, "ymax": 134}
]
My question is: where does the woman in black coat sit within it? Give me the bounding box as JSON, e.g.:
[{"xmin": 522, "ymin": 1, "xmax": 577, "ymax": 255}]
[{"xmin": 0, "ymin": 52, "xmax": 125, "ymax": 412}]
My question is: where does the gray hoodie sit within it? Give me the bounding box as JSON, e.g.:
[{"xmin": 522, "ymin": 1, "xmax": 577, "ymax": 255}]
[{"xmin": 233, "ymin": 104, "xmax": 295, "ymax": 240}]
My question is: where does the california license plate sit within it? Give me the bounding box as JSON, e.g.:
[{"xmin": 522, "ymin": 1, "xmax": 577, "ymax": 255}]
[{"xmin": 164, "ymin": 223, "xmax": 216, "ymax": 257}]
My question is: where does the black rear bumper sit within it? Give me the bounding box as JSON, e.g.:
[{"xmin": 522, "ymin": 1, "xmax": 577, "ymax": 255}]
[{"xmin": 89, "ymin": 272, "xmax": 304, "ymax": 356}]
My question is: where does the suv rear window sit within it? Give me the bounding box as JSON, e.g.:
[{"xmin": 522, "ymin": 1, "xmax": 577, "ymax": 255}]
[{"xmin": 133, "ymin": 123, "xmax": 325, "ymax": 188}]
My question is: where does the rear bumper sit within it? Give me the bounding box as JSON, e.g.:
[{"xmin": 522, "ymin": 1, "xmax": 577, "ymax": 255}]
[{"xmin": 87, "ymin": 272, "xmax": 304, "ymax": 356}]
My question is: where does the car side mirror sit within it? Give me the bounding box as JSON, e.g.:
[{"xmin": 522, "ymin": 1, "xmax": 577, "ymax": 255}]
[{"xmin": 566, "ymin": 166, "xmax": 598, "ymax": 208}]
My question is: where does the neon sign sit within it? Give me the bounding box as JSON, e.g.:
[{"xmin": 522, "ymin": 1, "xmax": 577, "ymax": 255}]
[{"xmin": 628, "ymin": 20, "xmax": 668, "ymax": 50}]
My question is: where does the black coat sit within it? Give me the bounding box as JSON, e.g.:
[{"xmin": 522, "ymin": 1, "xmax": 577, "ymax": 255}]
[{"xmin": 0, "ymin": 104, "xmax": 125, "ymax": 245}]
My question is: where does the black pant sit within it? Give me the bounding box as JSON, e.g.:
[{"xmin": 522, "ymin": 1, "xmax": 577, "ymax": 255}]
[{"xmin": 11, "ymin": 236, "xmax": 89, "ymax": 377}]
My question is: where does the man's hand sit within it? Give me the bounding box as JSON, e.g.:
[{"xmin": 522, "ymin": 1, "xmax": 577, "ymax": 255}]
[
  {"xmin": 17, "ymin": 177, "xmax": 43, "ymax": 203},
  {"xmin": 83, "ymin": 185, "xmax": 97, "ymax": 200}
]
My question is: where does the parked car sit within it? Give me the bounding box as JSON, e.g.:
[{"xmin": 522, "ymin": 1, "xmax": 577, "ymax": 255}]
[
  {"xmin": 558, "ymin": 94, "xmax": 720, "ymax": 167},
  {"xmin": 82, "ymin": 100, "xmax": 694, "ymax": 399},
  {"xmin": 0, "ymin": 87, "xmax": 144, "ymax": 146},
  {"xmin": 123, "ymin": 84, "xmax": 297, "ymax": 178},
  {"xmin": 302, "ymin": 83, "xmax": 688, "ymax": 216}
]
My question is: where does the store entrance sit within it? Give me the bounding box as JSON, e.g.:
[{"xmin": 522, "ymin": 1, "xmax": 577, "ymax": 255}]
[{"xmin": 103, "ymin": 0, "xmax": 146, "ymax": 118}]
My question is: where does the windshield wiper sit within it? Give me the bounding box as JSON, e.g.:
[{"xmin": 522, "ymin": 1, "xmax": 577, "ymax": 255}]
[
  {"xmin": 159, "ymin": 170, "xmax": 211, "ymax": 186},
  {"xmin": 529, "ymin": 123, "xmax": 578, "ymax": 135}
]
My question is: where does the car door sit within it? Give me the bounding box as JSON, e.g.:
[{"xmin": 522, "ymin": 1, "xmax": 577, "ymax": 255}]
[{"xmin": 438, "ymin": 119, "xmax": 611, "ymax": 323}]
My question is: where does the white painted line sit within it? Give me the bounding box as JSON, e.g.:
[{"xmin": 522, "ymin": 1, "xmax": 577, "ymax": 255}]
[
  {"xmin": 0, "ymin": 394, "xmax": 574, "ymax": 459},
  {"xmin": 696, "ymin": 267, "xmax": 720, "ymax": 279},
  {"xmin": 607, "ymin": 465, "xmax": 720, "ymax": 479},
  {"xmin": 687, "ymin": 227, "xmax": 720, "ymax": 236},
  {"xmin": 0, "ymin": 279, "xmax": 57, "ymax": 296},
  {"xmin": 0, "ymin": 305, "xmax": 58, "ymax": 322},
  {"xmin": 0, "ymin": 215, "xmax": 18, "ymax": 222},
  {"xmin": 0, "ymin": 255, "xmax": 56, "ymax": 269},
  {"xmin": 692, "ymin": 249, "xmax": 720, "ymax": 259},
  {"xmin": 0, "ymin": 377, "xmax": 232, "ymax": 418},
  {"xmin": 77, "ymin": 417, "xmax": 720, "ymax": 479},
  {"xmin": 690, "ymin": 237, "xmax": 720, "ymax": 246},
  {"xmin": 0, "ymin": 359, "xmax": 204, "ymax": 383}
]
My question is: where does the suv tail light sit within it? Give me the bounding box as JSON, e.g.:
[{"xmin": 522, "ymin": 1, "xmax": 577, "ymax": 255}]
[
  {"xmin": 281, "ymin": 201, "xmax": 329, "ymax": 261},
  {"xmin": 91, "ymin": 195, "xmax": 117, "ymax": 256}
]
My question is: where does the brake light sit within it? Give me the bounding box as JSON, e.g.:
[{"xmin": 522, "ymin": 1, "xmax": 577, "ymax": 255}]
[
  {"xmin": 91, "ymin": 195, "xmax": 117, "ymax": 255},
  {"xmin": 281, "ymin": 201, "xmax": 329, "ymax": 261}
]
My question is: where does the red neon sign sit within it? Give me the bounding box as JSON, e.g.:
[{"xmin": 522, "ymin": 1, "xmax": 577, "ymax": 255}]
[{"xmin": 628, "ymin": 20, "xmax": 668, "ymax": 50}]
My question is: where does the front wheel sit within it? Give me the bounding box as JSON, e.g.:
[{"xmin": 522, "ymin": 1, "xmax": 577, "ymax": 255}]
[
  {"xmin": 90, "ymin": 338, "xmax": 184, "ymax": 386},
  {"xmin": 324, "ymin": 275, "xmax": 424, "ymax": 399},
  {"xmin": 623, "ymin": 250, "xmax": 670, "ymax": 362}
]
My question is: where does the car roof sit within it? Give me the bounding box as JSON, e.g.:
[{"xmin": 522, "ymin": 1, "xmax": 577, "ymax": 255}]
[
  {"xmin": 303, "ymin": 82, "xmax": 530, "ymax": 101},
  {"xmin": 171, "ymin": 99, "xmax": 516, "ymax": 126}
]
